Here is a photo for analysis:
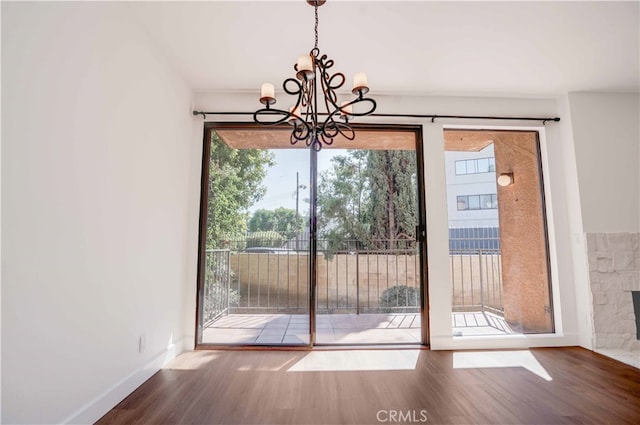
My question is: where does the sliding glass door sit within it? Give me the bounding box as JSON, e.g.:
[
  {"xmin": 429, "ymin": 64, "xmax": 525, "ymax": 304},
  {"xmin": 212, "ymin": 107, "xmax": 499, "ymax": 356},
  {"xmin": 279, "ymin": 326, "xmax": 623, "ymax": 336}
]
[{"xmin": 196, "ymin": 124, "xmax": 427, "ymax": 347}]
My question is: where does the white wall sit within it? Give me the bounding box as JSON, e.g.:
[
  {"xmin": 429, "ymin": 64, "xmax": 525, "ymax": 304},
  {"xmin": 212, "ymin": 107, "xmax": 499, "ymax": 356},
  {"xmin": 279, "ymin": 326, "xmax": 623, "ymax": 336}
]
[
  {"xmin": 568, "ymin": 92, "xmax": 640, "ymax": 233},
  {"xmin": 1, "ymin": 3, "xmax": 200, "ymax": 423},
  {"xmin": 566, "ymin": 92, "xmax": 640, "ymax": 361},
  {"xmin": 194, "ymin": 92, "xmax": 583, "ymax": 350},
  {"xmin": 545, "ymin": 95, "xmax": 593, "ymax": 349}
]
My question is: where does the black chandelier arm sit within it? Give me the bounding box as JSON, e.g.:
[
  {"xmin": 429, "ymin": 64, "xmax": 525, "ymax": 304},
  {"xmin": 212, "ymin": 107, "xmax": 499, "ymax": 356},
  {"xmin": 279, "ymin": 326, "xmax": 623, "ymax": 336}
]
[
  {"xmin": 321, "ymin": 119, "xmax": 355, "ymax": 142},
  {"xmin": 283, "ymin": 77, "xmax": 311, "ymax": 115},
  {"xmin": 293, "ymin": 120, "xmax": 313, "ymax": 141},
  {"xmin": 320, "ymin": 114, "xmax": 340, "ymax": 139},
  {"xmin": 290, "ymin": 121, "xmax": 313, "ymax": 146},
  {"xmin": 320, "ymin": 74, "xmax": 343, "ymax": 112},
  {"xmin": 283, "ymin": 77, "xmax": 304, "ymax": 97},
  {"xmin": 312, "ymin": 49, "xmax": 334, "ymax": 71},
  {"xmin": 254, "ymin": 77, "xmax": 310, "ymax": 127},
  {"xmin": 253, "ymin": 107, "xmax": 294, "ymax": 126},
  {"xmin": 284, "ymin": 77, "xmax": 311, "ymax": 113},
  {"xmin": 342, "ymin": 96, "xmax": 377, "ymax": 117},
  {"xmin": 321, "ymin": 68, "xmax": 344, "ymax": 92},
  {"xmin": 318, "ymin": 132, "xmax": 334, "ymax": 149},
  {"xmin": 310, "ymin": 136, "xmax": 323, "ymax": 152},
  {"xmin": 316, "ymin": 54, "xmax": 345, "ymax": 113}
]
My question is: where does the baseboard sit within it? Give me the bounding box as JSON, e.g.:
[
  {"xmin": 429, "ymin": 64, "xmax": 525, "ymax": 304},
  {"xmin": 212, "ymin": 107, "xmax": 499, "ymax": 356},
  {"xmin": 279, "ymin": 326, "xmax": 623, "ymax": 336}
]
[
  {"xmin": 62, "ymin": 336, "xmax": 191, "ymax": 424},
  {"xmin": 594, "ymin": 348, "xmax": 640, "ymax": 369}
]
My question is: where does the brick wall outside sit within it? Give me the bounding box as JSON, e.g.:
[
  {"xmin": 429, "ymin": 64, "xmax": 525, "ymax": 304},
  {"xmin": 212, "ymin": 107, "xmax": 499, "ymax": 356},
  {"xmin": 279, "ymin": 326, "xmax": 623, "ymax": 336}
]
[{"xmin": 494, "ymin": 132, "xmax": 553, "ymax": 332}]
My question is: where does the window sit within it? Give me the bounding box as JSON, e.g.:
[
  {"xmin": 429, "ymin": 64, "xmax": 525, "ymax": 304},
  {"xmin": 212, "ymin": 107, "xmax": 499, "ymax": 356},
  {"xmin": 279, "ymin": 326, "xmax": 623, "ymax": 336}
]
[
  {"xmin": 457, "ymin": 194, "xmax": 498, "ymax": 210},
  {"xmin": 445, "ymin": 129, "xmax": 554, "ymax": 337},
  {"xmin": 455, "ymin": 157, "xmax": 496, "ymax": 175}
]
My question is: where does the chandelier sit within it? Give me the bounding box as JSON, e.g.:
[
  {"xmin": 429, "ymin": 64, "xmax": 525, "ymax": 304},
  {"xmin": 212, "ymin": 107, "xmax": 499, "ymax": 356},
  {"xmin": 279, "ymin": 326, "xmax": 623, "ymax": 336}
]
[{"xmin": 253, "ymin": 0, "xmax": 377, "ymax": 151}]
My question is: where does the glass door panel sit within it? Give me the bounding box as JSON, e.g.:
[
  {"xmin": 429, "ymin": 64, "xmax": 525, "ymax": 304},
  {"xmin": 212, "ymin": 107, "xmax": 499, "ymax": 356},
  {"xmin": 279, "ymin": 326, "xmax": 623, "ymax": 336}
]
[
  {"xmin": 314, "ymin": 144, "xmax": 422, "ymax": 344},
  {"xmin": 197, "ymin": 129, "xmax": 310, "ymax": 346}
]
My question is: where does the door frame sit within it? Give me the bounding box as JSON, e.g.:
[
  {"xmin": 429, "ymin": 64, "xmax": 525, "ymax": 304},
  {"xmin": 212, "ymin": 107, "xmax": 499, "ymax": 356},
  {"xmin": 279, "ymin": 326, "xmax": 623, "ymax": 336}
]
[{"xmin": 194, "ymin": 122, "xmax": 430, "ymax": 348}]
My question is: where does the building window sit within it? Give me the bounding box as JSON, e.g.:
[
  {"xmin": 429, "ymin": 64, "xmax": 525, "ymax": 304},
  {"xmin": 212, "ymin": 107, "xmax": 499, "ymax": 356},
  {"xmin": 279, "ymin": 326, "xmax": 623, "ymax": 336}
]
[
  {"xmin": 455, "ymin": 157, "xmax": 496, "ymax": 175},
  {"xmin": 457, "ymin": 194, "xmax": 498, "ymax": 210}
]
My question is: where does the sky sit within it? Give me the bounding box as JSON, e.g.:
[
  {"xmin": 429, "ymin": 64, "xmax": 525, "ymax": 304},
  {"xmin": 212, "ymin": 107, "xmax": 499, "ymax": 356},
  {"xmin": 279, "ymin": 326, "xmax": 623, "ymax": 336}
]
[{"xmin": 249, "ymin": 148, "xmax": 346, "ymax": 214}]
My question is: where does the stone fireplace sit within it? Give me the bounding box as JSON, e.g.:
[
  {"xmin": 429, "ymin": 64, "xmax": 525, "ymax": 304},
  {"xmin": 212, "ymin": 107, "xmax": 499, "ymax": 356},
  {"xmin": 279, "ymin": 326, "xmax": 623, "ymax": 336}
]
[{"xmin": 586, "ymin": 232, "xmax": 640, "ymax": 367}]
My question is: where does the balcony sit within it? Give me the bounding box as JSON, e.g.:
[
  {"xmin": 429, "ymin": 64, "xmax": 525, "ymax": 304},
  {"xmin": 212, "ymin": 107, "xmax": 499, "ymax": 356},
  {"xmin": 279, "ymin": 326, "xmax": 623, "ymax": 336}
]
[{"xmin": 200, "ymin": 239, "xmax": 510, "ymax": 345}]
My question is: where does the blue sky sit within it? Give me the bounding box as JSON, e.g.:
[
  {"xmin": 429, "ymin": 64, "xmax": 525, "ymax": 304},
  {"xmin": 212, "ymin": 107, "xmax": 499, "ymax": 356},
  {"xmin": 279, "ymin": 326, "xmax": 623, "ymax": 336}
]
[{"xmin": 249, "ymin": 148, "xmax": 346, "ymax": 214}]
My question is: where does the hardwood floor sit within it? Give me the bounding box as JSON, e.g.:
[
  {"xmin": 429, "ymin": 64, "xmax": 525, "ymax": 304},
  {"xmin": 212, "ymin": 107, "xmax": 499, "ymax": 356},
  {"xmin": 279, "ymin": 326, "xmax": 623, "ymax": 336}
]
[{"xmin": 96, "ymin": 347, "xmax": 640, "ymax": 424}]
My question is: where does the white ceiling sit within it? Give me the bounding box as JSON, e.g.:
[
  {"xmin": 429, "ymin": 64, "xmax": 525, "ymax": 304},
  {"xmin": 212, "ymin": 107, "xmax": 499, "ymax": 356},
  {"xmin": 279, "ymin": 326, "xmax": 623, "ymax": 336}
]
[{"xmin": 128, "ymin": 1, "xmax": 639, "ymax": 98}]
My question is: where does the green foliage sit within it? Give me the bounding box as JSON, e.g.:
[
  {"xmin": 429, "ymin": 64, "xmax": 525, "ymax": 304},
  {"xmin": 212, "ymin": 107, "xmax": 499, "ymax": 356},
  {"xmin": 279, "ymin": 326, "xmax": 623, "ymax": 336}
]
[
  {"xmin": 218, "ymin": 236, "xmax": 246, "ymax": 251},
  {"xmin": 204, "ymin": 287, "xmax": 240, "ymax": 318},
  {"xmin": 203, "ymin": 250, "xmax": 240, "ymax": 321},
  {"xmin": 206, "ymin": 132, "xmax": 274, "ymax": 248},
  {"xmin": 317, "ymin": 150, "xmax": 417, "ymax": 252},
  {"xmin": 380, "ymin": 285, "xmax": 420, "ymax": 309},
  {"xmin": 245, "ymin": 231, "xmax": 285, "ymax": 248},
  {"xmin": 367, "ymin": 151, "xmax": 418, "ymax": 242},
  {"xmin": 227, "ymin": 288, "xmax": 240, "ymax": 307},
  {"xmin": 248, "ymin": 207, "xmax": 303, "ymax": 241},
  {"xmin": 317, "ymin": 151, "xmax": 371, "ymax": 251}
]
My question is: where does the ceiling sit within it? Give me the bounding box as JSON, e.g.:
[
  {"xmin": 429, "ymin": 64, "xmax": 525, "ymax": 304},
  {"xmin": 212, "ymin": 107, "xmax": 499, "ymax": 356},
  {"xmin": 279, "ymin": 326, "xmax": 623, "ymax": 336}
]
[{"xmin": 127, "ymin": 1, "xmax": 639, "ymax": 98}]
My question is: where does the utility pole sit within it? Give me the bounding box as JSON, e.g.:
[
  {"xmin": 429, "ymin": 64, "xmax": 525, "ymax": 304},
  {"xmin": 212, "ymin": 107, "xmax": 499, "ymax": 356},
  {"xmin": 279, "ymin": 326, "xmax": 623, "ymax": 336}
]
[{"xmin": 295, "ymin": 171, "xmax": 307, "ymax": 251}]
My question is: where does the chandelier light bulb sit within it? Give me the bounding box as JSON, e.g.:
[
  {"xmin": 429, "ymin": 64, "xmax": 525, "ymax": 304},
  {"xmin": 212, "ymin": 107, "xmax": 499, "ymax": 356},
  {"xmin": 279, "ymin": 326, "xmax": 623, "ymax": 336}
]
[
  {"xmin": 260, "ymin": 83, "xmax": 275, "ymax": 105},
  {"xmin": 297, "ymin": 55, "xmax": 313, "ymax": 72},
  {"xmin": 296, "ymin": 55, "xmax": 315, "ymax": 81},
  {"xmin": 353, "ymin": 72, "xmax": 369, "ymax": 94}
]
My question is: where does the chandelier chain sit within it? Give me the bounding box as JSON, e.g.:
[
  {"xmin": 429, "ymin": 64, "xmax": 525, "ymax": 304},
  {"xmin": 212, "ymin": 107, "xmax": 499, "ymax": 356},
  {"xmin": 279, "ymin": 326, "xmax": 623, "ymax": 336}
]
[{"xmin": 314, "ymin": 2, "xmax": 318, "ymax": 50}]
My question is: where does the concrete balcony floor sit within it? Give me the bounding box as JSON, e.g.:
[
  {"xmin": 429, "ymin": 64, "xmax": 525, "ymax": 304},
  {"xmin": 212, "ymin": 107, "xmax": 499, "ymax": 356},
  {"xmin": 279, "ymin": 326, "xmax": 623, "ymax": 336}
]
[{"xmin": 202, "ymin": 312, "xmax": 513, "ymax": 345}]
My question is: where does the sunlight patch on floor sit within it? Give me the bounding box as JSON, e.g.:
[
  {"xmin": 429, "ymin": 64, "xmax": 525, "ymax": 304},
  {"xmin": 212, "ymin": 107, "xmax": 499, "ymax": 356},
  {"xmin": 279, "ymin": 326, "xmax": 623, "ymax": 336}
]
[
  {"xmin": 453, "ymin": 350, "xmax": 553, "ymax": 381},
  {"xmin": 166, "ymin": 352, "xmax": 221, "ymax": 370},
  {"xmin": 287, "ymin": 350, "xmax": 420, "ymax": 372}
]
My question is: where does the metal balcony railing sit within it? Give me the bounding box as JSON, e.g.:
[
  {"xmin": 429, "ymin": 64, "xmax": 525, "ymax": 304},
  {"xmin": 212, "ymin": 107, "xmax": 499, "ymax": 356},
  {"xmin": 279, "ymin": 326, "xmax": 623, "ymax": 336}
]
[
  {"xmin": 202, "ymin": 249, "xmax": 232, "ymax": 326},
  {"xmin": 202, "ymin": 235, "xmax": 504, "ymax": 321},
  {"xmin": 449, "ymin": 228, "xmax": 503, "ymax": 315},
  {"xmin": 449, "ymin": 249, "xmax": 503, "ymax": 315}
]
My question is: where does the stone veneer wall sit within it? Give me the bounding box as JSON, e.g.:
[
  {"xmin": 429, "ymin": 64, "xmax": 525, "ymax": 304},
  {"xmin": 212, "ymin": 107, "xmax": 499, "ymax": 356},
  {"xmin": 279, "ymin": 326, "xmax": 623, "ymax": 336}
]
[{"xmin": 586, "ymin": 233, "xmax": 640, "ymax": 351}]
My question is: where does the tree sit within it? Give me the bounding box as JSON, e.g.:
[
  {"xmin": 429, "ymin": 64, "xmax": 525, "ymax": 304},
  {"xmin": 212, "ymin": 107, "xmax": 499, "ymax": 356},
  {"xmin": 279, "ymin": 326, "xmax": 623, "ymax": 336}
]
[
  {"xmin": 248, "ymin": 207, "xmax": 303, "ymax": 241},
  {"xmin": 317, "ymin": 150, "xmax": 372, "ymax": 250},
  {"xmin": 317, "ymin": 149, "xmax": 417, "ymax": 251},
  {"xmin": 367, "ymin": 150, "xmax": 417, "ymax": 246},
  {"xmin": 245, "ymin": 231, "xmax": 285, "ymax": 249},
  {"xmin": 206, "ymin": 132, "xmax": 274, "ymax": 248}
]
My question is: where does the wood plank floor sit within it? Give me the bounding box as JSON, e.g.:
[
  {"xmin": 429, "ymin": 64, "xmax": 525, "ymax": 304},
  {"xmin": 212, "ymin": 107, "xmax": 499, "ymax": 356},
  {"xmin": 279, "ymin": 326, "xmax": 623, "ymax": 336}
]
[{"xmin": 96, "ymin": 347, "xmax": 640, "ymax": 425}]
